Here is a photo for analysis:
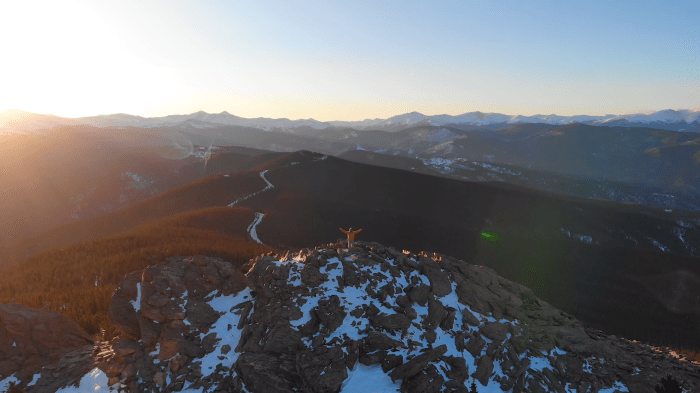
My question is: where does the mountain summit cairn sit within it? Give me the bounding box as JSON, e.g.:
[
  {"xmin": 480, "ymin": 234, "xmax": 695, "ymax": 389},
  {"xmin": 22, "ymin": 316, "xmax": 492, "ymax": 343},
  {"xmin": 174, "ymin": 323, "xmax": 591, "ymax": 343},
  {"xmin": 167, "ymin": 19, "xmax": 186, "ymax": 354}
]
[{"xmin": 59, "ymin": 241, "xmax": 700, "ymax": 392}]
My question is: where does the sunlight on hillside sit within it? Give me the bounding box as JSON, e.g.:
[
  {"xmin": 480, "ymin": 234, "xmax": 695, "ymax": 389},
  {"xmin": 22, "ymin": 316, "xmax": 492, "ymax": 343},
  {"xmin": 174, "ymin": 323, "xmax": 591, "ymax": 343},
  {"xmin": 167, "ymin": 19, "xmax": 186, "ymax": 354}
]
[{"xmin": 0, "ymin": 207, "xmax": 273, "ymax": 340}]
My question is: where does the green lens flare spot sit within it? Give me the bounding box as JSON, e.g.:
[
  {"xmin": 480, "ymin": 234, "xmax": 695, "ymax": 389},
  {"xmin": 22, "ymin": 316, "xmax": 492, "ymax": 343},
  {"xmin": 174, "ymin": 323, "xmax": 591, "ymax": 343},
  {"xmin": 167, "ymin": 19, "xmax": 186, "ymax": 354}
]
[{"xmin": 481, "ymin": 232, "xmax": 500, "ymax": 243}]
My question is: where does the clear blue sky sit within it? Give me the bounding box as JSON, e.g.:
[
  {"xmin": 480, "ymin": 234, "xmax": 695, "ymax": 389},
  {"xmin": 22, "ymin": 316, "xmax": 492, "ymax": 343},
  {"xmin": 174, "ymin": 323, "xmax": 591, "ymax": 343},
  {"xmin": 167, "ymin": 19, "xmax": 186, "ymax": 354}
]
[{"xmin": 1, "ymin": 0, "xmax": 698, "ymax": 120}]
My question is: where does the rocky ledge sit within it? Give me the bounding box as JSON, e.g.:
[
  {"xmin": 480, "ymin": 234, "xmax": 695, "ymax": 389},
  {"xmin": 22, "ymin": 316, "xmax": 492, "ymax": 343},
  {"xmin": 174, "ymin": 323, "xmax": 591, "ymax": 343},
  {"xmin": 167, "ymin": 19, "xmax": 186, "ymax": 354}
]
[
  {"xmin": 3, "ymin": 241, "xmax": 700, "ymax": 392},
  {"xmin": 0, "ymin": 303, "xmax": 99, "ymax": 392}
]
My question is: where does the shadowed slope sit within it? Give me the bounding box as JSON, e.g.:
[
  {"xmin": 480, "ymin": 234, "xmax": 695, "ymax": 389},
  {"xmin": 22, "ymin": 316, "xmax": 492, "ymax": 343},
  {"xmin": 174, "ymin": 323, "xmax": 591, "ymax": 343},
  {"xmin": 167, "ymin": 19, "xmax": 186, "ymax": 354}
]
[{"xmin": 231, "ymin": 152, "xmax": 700, "ymax": 351}]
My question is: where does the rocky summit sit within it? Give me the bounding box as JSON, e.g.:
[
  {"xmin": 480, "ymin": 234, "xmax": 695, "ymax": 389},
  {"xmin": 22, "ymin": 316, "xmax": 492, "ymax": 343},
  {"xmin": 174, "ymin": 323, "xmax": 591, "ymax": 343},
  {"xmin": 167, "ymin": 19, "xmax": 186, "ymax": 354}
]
[{"xmin": 3, "ymin": 241, "xmax": 700, "ymax": 392}]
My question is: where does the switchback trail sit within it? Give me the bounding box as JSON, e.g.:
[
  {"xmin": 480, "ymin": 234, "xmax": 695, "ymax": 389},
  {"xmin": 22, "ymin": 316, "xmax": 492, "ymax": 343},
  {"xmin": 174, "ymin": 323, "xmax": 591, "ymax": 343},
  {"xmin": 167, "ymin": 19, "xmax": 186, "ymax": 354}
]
[
  {"xmin": 247, "ymin": 212, "xmax": 265, "ymax": 244},
  {"xmin": 227, "ymin": 170, "xmax": 274, "ymax": 208},
  {"xmin": 228, "ymin": 155, "xmax": 328, "ymax": 245},
  {"xmin": 227, "ymin": 170, "xmax": 274, "ymax": 246}
]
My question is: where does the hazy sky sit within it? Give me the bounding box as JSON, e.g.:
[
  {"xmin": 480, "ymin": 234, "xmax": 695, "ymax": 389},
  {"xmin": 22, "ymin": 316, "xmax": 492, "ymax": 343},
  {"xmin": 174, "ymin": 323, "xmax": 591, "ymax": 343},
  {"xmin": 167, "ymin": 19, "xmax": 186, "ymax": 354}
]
[{"xmin": 1, "ymin": 0, "xmax": 698, "ymax": 121}]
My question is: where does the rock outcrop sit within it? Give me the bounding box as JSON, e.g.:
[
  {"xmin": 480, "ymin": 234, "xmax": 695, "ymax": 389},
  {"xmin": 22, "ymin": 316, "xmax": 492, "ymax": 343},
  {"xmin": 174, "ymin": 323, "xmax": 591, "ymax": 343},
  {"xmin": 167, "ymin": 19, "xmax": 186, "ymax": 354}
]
[
  {"xmin": 96, "ymin": 242, "xmax": 700, "ymax": 393},
  {"xmin": 0, "ymin": 303, "xmax": 95, "ymax": 391}
]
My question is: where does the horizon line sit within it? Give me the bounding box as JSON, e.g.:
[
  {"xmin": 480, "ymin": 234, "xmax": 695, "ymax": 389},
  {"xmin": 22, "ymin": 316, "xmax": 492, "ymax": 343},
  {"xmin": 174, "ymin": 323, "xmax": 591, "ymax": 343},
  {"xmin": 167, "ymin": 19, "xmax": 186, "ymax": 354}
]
[{"xmin": 3, "ymin": 107, "xmax": 700, "ymax": 123}]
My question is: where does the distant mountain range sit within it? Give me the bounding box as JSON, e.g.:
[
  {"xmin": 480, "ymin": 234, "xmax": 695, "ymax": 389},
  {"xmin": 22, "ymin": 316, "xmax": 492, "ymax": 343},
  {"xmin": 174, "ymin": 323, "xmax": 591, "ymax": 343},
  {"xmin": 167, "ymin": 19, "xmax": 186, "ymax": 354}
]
[{"xmin": 2, "ymin": 108, "xmax": 700, "ymax": 134}]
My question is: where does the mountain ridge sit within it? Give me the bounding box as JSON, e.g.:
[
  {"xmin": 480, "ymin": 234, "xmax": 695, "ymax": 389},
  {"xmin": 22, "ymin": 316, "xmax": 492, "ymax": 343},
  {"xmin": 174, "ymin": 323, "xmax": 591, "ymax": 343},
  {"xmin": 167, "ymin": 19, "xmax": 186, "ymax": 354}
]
[{"xmin": 3, "ymin": 108, "xmax": 700, "ymax": 134}]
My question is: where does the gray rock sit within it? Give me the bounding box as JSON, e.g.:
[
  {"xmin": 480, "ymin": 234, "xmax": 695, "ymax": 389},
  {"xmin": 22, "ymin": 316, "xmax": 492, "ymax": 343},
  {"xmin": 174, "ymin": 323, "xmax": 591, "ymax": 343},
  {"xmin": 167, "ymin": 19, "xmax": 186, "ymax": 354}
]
[
  {"xmin": 108, "ymin": 270, "xmax": 142, "ymax": 338},
  {"xmin": 465, "ymin": 334, "xmax": 486, "ymax": 358},
  {"xmin": 425, "ymin": 295, "xmax": 448, "ymax": 329},
  {"xmin": 263, "ymin": 324, "xmax": 302, "ymax": 354},
  {"xmin": 362, "ymin": 331, "xmax": 406, "ymax": 352},
  {"xmin": 236, "ymin": 352, "xmax": 297, "ymax": 393},
  {"xmin": 407, "ymin": 284, "xmax": 429, "ymax": 306},
  {"xmin": 418, "ymin": 256, "xmax": 452, "ymax": 297},
  {"xmin": 389, "ymin": 344, "xmax": 447, "ymax": 382},
  {"xmin": 402, "ymin": 364, "xmax": 445, "ymax": 393},
  {"xmin": 112, "ymin": 339, "xmax": 141, "ymax": 357},
  {"xmin": 185, "ymin": 300, "xmax": 219, "ymax": 328},
  {"xmin": 369, "ymin": 313, "xmax": 412, "ymax": 331},
  {"xmin": 298, "ymin": 346, "xmax": 348, "ymax": 393},
  {"xmin": 473, "ymin": 354, "xmax": 494, "ymax": 386},
  {"xmin": 481, "ymin": 321, "xmax": 508, "ymax": 342}
]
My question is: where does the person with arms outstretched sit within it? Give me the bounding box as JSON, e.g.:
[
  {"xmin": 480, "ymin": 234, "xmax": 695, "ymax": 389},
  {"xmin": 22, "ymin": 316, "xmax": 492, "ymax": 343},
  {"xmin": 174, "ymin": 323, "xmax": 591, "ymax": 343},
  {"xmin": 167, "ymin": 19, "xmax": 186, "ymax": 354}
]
[{"xmin": 340, "ymin": 227, "xmax": 362, "ymax": 248}]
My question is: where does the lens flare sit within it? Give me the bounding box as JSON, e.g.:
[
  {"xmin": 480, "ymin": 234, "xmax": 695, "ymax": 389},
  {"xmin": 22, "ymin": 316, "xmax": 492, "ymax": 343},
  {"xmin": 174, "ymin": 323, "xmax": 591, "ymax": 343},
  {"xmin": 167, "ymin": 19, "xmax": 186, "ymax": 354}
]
[
  {"xmin": 481, "ymin": 232, "xmax": 501, "ymax": 243},
  {"xmin": 154, "ymin": 131, "xmax": 193, "ymax": 160}
]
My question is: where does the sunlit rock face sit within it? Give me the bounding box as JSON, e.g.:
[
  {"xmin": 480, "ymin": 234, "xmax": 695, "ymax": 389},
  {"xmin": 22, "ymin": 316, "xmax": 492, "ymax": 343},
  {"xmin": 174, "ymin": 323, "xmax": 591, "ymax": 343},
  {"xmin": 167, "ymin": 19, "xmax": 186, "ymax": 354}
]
[
  {"xmin": 0, "ymin": 303, "xmax": 96, "ymax": 392},
  {"xmin": 93, "ymin": 242, "xmax": 700, "ymax": 392}
]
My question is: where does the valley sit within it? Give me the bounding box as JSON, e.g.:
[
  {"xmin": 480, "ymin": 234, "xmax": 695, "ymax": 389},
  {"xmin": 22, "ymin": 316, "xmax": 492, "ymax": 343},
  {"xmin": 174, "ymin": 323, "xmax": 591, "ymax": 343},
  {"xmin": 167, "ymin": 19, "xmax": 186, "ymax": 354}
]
[{"xmin": 1, "ymin": 117, "xmax": 700, "ymax": 392}]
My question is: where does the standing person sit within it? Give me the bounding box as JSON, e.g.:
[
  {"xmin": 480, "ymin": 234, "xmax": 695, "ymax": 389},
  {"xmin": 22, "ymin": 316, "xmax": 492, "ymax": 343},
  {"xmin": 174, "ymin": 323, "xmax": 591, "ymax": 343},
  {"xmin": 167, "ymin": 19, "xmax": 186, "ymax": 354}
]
[{"xmin": 339, "ymin": 228, "xmax": 362, "ymax": 248}]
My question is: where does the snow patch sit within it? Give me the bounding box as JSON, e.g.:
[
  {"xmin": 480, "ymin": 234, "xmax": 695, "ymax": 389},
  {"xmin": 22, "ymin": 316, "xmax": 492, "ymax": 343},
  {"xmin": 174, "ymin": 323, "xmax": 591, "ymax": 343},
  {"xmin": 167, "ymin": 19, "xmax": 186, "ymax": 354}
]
[
  {"xmin": 341, "ymin": 364, "xmax": 400, "ymax": 392},
  {"xmin": 130, "ymin": 282, "xmax": 142, "ymax": 311},
  {"xmin": 55, "ymin": 368, "xmax": 109, "ymax": 392},
  {"xmin": 196, "ymin": 289, "xmax": 253, "ymax": 378},
  {"xmin": 0, "ymin": 375, "xmax": 19, "ymax": 392},
  {"xmin": 578, "ymin": 235, "xmax": 593, "ymax": 243},
  {"xmin": 421, "ymin": 157, "xmax": 455, "ymax": 173},
  {"xmin": 648, "ymin": 238, "xmax": 669, "ymax": 252},
  {"xmin": 27, "ymin": 373, "xmax": 41, "ymax": 387}
]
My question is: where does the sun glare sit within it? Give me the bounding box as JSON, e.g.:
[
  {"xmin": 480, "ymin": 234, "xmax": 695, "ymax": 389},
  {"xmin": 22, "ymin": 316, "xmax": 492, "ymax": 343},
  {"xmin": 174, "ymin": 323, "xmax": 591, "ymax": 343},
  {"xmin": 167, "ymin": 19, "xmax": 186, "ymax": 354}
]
[{"xmin": 0, "ymin": 1, "xmax": 177, "ymax": 118}]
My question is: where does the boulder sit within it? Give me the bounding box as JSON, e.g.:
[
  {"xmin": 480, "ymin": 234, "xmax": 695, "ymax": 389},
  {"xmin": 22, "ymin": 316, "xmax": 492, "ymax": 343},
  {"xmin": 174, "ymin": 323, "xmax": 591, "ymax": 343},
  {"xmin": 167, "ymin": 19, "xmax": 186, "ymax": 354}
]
[
  {"xmin": 425, "ymin": 295, "xmax": 448, "ymax": 329},
  {"xmin": 369, "ymin": 313, "xmax": 412, "ymax": 331},
  {"xmin": 298, "ymin": 346, "xmax": 348, "ymax": 393},
  {"xmin": 481, "ymin": 321, "xmax": 509, "ymax": 342},
  {"xmin": 0, "ymin": 303, "xmax": 93, "ymax": 382},
  {"xmin": 473, "ymin": 354, "xmax": 494, "ymax": 386},
  {"xmin": 389, "ymin": 345, "xmax": 447, "ymax": 382},
  {"xmin": 236, "ymin": 352, "xmax": 297, "ymax": 393},
  {"xmin": 418, "ymin": 257, "xmax": 452, "ymax": 297},
  {"xmin": 184, "ymin": 300, "xmax": 219, "ymax": 328}
]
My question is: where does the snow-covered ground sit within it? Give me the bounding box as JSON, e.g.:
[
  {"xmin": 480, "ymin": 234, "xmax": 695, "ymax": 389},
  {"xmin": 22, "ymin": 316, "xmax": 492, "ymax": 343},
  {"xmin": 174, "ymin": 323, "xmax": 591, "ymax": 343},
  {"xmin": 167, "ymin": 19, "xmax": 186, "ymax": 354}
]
[
  {"xmin": 0, "ymin": 375, "xmax": 19, "ymax": 392},
  {"xmin": 192, "ymin": 289, "xmax": 253, "ymax": 379},
  {"xmin": 283, "ymin": 255, "xmax": 533, "ymax": 392},
  {"xmin": 341, "ymin": 364, "xmax": 400, "ymax": 392},
  {"xmin": 54, "ymin": 368, "xmax": 110, "ymax": 392}
]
